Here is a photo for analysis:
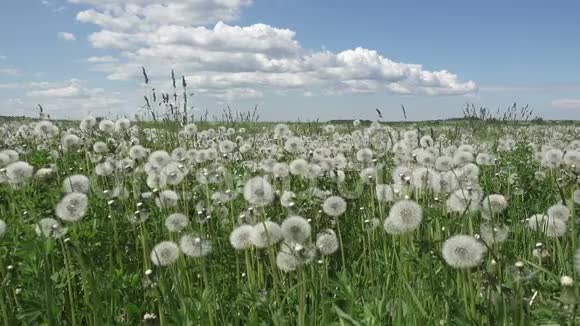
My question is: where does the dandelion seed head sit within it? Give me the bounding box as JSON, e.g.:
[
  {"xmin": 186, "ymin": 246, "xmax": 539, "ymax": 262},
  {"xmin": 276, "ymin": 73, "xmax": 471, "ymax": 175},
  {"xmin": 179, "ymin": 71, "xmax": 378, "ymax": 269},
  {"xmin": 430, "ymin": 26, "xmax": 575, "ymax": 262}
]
[
  {"xmin": 35, "ymin": 218, "xmax": 68, "ymax": 238},
  {"xmin": 281, "ymin": 215, "xmax": 311, "ymax": 244},
  {"xmin": 218, "ymin": 140, "xmax": 236, "ymax": 154},
  {"xmin": 250, "ymin": 221, "xmax": 283, "ymax": 248},
  {"xmin": 63, "ymin": 174, "xmax": 90, "ymax": 194},
  {"xmin": 180, "ymin": 235, "xmax": 212, "ymax": 258},
  {"xmin": 148, "ymin": 150, "xmax": 172, "ymax": 168},
  {"xmin": 356, "ymin": 148, "xmax": 373, "ymax": 163},
  {"xmin": 0, "ymin": 219, "xmax": 6, "ymax": 238},
  {"xmin": 5, "ymin": 161, "xmax": 33, "ymax": 185},
  {"xmin": 289, "ymin": 159, "xmax": 308, "ymax": 176},
  {"xmin": 93, "ymin": 141, "xmax": 108, "ymax": 154},
  {"xmin": 129, "ymin": 145, "xmax": 149, "ymax": 160},
  {"xmin": 165, "ymin": 213, "xmax": 189, "ymax": 232},
  {"xmin": 453, "ymin": 151, "xmax": 474, "ymax": 166},
  {"xmin": 316, "ymin": 229, "xmax": 339, "ymax": 255},
  {"xmin": 386, "ymin": 199, "xmax": 423, "ymax": 233},
  {"xmin": 276, "ymin": 246, "xmax": 300, "ymax": 272},
  {"xmin": 481, "ymin": 194, "xmax": 508, "ymax": 216},
  {"xmin": 79, "ymin": 116, "xmax": 97, "ymax": 130},
  {"xmin": 155, "ymin": 190, "xmax": 179, "ymax": 209},
  {"xmin": 272, "ymin": 162, "xmax": 290, "ymax": 178},
  {"xmin": 480, "ymin": 223, "xmax": 509, "ymax": 244},
  {"xmin": 243, "ymin": 176, "xmax": 274, "ymax": 207},
  {"xmin": 56, "ymin": 192, "xmax": 88, "ymax": 222},
  {"xmin": 441, "ymin": 235, "xmax": 486, "ymax": 269},
  {"xmin": 547, "ymin": 204, "xmax": 570, "ymax": 222},
  {"xmin": 99, "ymin": 120, "xmax": 115, "ymax": 134},
  {"xmin": 230, "ymin": 224, "xmax": 254, "ymax": 250},
  {"xmin": 61, "ymin": 134, "xmax": 81, "ymax": 152},
  {"xmin": 322, "ymin": 196, "xmax": 347, "ymax": 217},
  {"xmin": 114, "ymin": 119, "xmax": 131, "ymax": 132},
  {"xmin": 150, "ymin": 241, "xmax": 180, "ymax": 266}
]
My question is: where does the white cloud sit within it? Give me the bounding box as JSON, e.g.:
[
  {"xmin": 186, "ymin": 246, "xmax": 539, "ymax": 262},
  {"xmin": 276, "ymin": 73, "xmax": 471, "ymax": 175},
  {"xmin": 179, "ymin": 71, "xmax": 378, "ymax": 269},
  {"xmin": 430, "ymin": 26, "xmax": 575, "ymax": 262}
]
[
  {"xmin": 72, "ymin": 0, "xmax": 476, "ymax": 100},
  {"xmin": 26, "ymin": 79, "xmax": 106, "ymax": 98},
  {"xmin": 0, "ymin": 55, "xmax": 6, "ymax": 60},
  {"xmin": 480, "ymin": 83, "xmax": 580, "ymax": 93},
  {"xmin": 42, "ymin": 1, "xmax": 68, "ymax": 13},
  {"xmin": 27, "ymin": 85, "xmax": 82, "ymax": 97},
  {"xmin": 0, "ymin": 83, "xmax": 21, "ymax": 89},
  {"xmin": 58, "ymin": 32, "xmax": 77, "ymax": 41},
  {"xmin": 86, "ymin": 56, "xmax": 119, "ymax": 63},
  {"xmin": 552, "ymin": 98, "xmax": 580, "ymax": 110},
  {"xmin": 1, "ymin": 79, "xmax": 127, "ymax": 118},
  {"xmin": 71, "ymin": 0, "xmax": 252, "ymax": 26},
  {"xmin": 0, "ymin": 67, "xmax": 21, "ymax": 76}
]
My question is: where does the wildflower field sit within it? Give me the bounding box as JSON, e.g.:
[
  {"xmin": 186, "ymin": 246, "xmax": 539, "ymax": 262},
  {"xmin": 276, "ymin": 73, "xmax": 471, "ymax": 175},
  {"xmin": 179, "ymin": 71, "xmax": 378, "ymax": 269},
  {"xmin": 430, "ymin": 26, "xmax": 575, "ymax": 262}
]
[{"xmin": 1, "ymin": 117, "xmax": 580, "ymax": 325}]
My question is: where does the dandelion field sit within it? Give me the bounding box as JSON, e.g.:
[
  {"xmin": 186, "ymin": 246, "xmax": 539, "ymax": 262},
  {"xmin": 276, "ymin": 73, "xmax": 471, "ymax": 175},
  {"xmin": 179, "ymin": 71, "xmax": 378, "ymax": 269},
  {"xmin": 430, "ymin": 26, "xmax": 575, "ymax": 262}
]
[{"xmin": 1, "ymin": 117, "xmax": 580, "ymax": 325}]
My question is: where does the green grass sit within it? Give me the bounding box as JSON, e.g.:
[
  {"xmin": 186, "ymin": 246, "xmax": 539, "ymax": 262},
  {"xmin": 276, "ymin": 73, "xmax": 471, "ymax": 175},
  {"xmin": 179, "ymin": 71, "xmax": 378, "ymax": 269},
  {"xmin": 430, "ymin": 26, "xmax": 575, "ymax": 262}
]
[{"xmin": 0, "ymin": 120, "xmax": 579, "ymax": 325}]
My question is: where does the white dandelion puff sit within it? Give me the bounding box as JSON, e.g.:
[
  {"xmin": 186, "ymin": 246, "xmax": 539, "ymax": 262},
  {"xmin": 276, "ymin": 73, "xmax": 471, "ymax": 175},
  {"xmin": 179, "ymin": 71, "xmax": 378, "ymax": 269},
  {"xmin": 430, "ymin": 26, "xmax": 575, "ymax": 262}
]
[
  {"xmin": 284, "ymin": 137, "xmax": 304, "ymax": 153},
  {"xmin": 114, "ymin": 119, "xmax": 131, "ymax": 132},
  {"xmin": 99, "ymin": 120, "xmax": 115, "ymax": 134},
  {"xmin": 528, "ymin": 214, "xmax": 567, "ymax": 238},
  {"xmin": 0, "ymin": 219, "xmax": 6, "ymax": 238},
  {"xmin": 148, "ymin": 150, "xmax": 172, "ymax": 168},
  {"xmin": 155, "ymin": 190, "xmax": 179, "ymax": 209},
  {"xmin": 243, "ymin": 176, "xmax": 274, "ymax": 207},
  {"xmin": 356, "ymin": 148, "xmax": 373, "ymax": 163},
  {"xmin": 441, "ymin": 235, "xmax": 486, "ymax": 269},
  {"xmin": 250, "ymin": 221, "xmax": 283, "ymax": 248},
  {"xmin": 79, "ymin": 116, "xmax": 97, "ymax": 130},
  {"xmin": 386, "ymin": 199, "xmax": 423, "ymax": 234},
  {"xmin": 165, "ymin": 213, "xmax": 189, "ymax": 232},
  {"xmin": 446, "ymin": 188, "xmax": 482, "ymax": 214},
  {"xmin": 180, "ymin": 235, "xmax": 212, "ymax": 258},
  {"xmin": 5, "ymin": 161, "xmax": 33, "ymax": 185},
  {"xmin": 289, "ymin": 159, "xmax": 308, "ymax": 176},
  {"xmin": 480, "ymin": 223, "xmax": 509, "ymax": 244},
  {"xmin": 230, "ymin": 224, "xmax": 254, "ymax": 250},
  {"xmin": 93, "ymin": 141, "xmax": 108, "ymax": 154},
  {"xmin": 272, "ymin": 163, "xmax": 290, "ymax": 178},
  {"xmin": 55, "ymin": 192, "xmax": 89, "ymax": 222},
  {"xmin": 63, "ymin": 174, "xmax": 90, "ymax": 194},
  {"xmin": 322, "ymin": 196, "xmax": 347, "ymax": 217},
  {"xmin": 547, "ymin": 204, "xmax": 570, "ymax": 222},
  {"xmin": 129, "ymin": 145, "xmax": 149, "ymax": 160},
  {"xmin": 61, "ymin": 134, "xmax": 81, "ymax": 153},
  {"xmin": 281, "ymin": 216, "xmax": 311, "ymax": 244},
  {"xmin": 150, "ymin": 241, "xmax": 180, "ymax": 266},
  {"xmin": 276, "ymin": 245, "xmax": 300, "ymax": 272},
  {"xmin": 35, "ymin": 218, "xmax": 68, "ymax": 238},
  {"xmin": 218, "ymin": 140, "xmax": 236, "ymax": 154},
  {"xmin": 481, "ymin": 194, "xmax": 508, "ymax": 217},
  {"xmin": 315, "ymin": 229, "xmax": 339, "ymax": 255},
  {"xmin": 280, "ymin": 191, "xmax": 295, "ymax": 207}
]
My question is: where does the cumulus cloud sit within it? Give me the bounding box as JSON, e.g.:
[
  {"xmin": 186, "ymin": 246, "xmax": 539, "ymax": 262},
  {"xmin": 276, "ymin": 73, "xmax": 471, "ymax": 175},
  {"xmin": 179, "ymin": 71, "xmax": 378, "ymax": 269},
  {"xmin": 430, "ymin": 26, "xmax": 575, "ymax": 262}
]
[
  {"xmin": 0, "ymin": 67, "xmax": 21, "ymax": 76},
  {"xmin": 71, "ymin": 0, "xmax": 476, "ymax": 99},
  {"xmin": 86, "ymin": 56, "xmax": 119, "ymax": 63},
  {"xmin": 0, "ymin": 79, "xmax": 128, "ymax": 117},
  {"xmin": 0, "ymin": 83, "xmax": 22, "ymax": 89},
  {"xmin": 552, "ymin": 98, "xmax": 580, "ymax": 110},
  {"xmin": 58, "ymin": 32, "xmax": 77, "ymax": 41},
  {"xmin": 72, "ymin": 0, "xmax": 252, "ymax": 26},
  {"xmin": 26, "ymin": 79, "xmax": 106, "ymax": 98}
]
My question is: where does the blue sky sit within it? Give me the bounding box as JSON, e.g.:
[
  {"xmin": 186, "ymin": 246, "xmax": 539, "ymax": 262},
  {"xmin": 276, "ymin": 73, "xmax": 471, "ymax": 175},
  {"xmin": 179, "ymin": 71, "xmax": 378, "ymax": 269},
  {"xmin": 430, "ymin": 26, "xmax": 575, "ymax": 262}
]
[{"xmin": 1, "ymin": 0, "xmax": 579, "ymax": 121}]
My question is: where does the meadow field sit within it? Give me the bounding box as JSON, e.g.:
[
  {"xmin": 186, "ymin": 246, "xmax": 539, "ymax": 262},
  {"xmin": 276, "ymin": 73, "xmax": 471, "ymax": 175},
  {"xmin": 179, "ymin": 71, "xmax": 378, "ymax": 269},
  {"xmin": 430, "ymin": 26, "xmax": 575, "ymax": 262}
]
[{"xmin": 1, "ymin": 116, "xmax": 580, "ymax": 325}]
